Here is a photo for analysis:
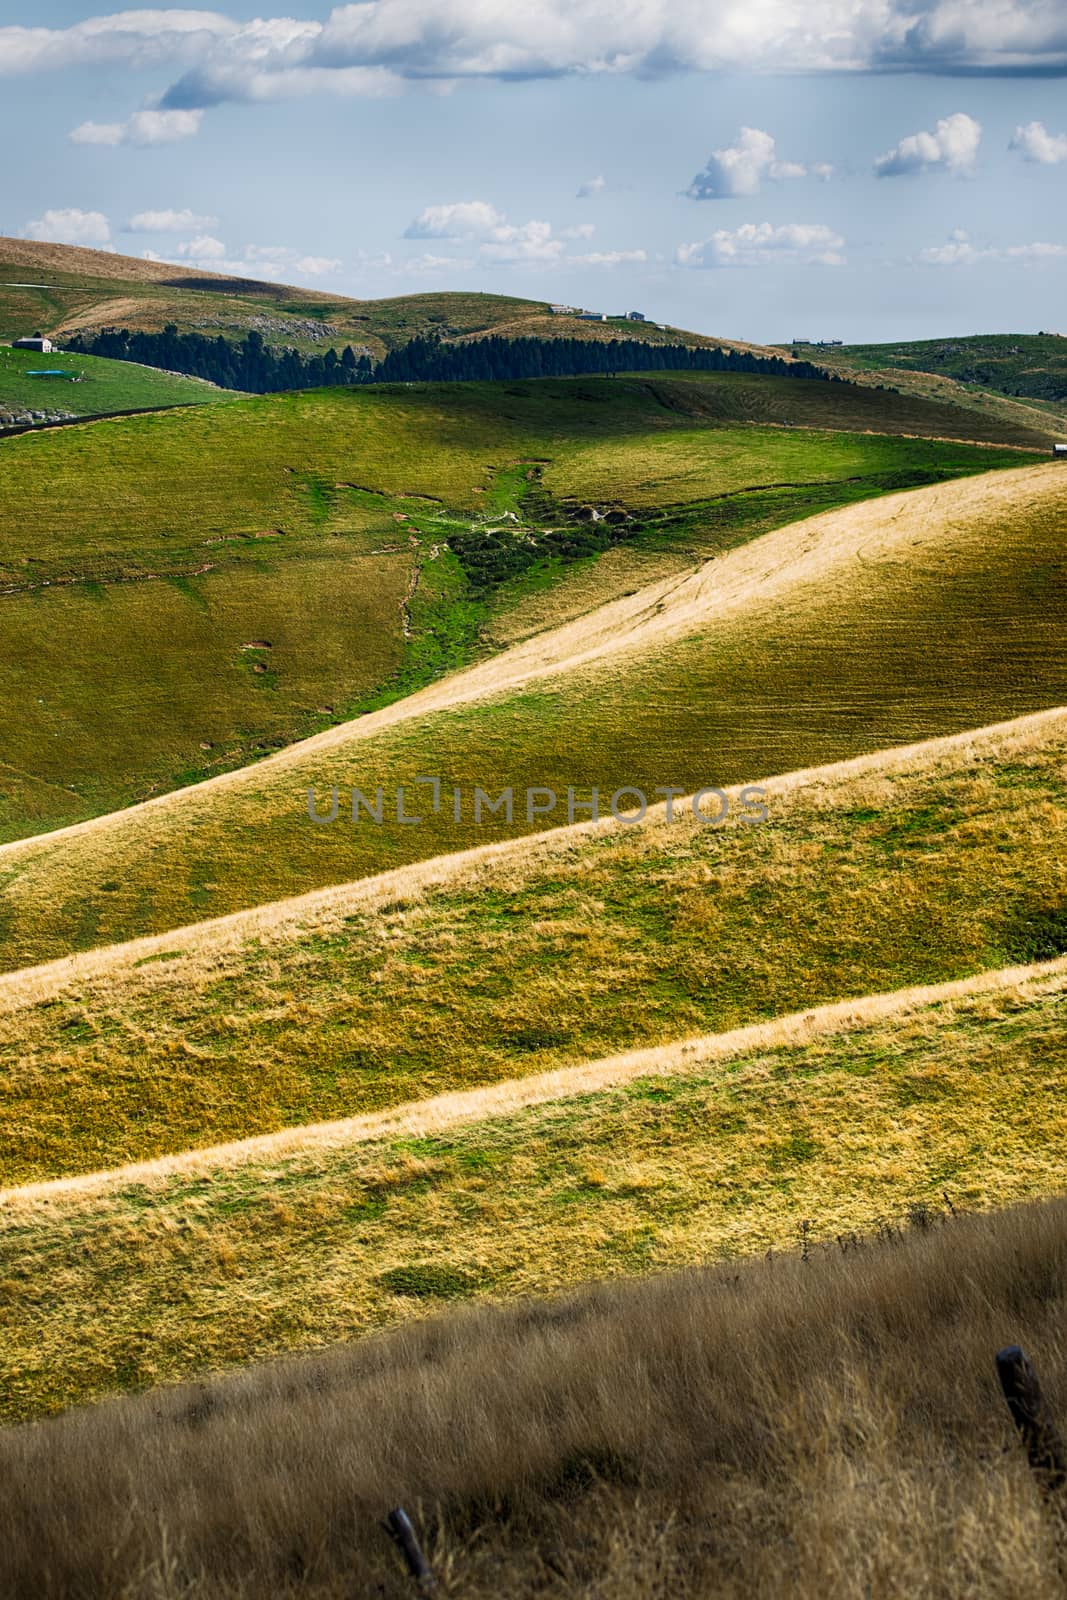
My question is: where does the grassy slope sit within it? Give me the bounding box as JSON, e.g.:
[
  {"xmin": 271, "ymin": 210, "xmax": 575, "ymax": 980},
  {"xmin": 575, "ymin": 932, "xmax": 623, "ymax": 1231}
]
[
  {"xmin": 1, "ymin": 457, "xmax": 1064, "ymax": 971},
  {"xmin": 2, "ymin": 949, "xmax": 1065, "ymax": 1420},
  {"xmin": 7, "ymin": 1197, "xmax": 1067, "ymax": 1600},
  {"xmin": 0, "ymin": 374, "xmax": 1043, "ymax": 845},
  {"xmin": 1, "ymin": 708, "xmax": 1065, "ymax": 1185},
  {"xmin": 804, "ymin": 334, "xmax": 1067, "ymax": 435},
  {"xmin": 0, "ymin": 237, "xmax": 759, "ymax": 361},
  {"xmin": 828, "ymin": 332, "xmax": 1067, "ymax": 402},
  {"xmin": 0, "ymin": 343, "xmax": 228, "ymax": 422}
]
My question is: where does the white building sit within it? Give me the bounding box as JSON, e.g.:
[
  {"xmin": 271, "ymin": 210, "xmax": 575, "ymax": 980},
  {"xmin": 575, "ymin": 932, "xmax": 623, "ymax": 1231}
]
[{"xmin": 14, "ymin": 336, "xmax": 55, "ymax": 354}]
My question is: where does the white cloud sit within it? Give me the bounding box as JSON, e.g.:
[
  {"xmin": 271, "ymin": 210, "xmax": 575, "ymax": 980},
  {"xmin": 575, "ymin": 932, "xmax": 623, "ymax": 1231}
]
[
  {"xmin": 687, "ymin": 127, "xmax": 822, "ymax": 199},
  {"xmin": 4, "ymin": 4, "xmax": 1067, "ymax": 117},
  {"xmin": 404, "ymin": 200, "xmax": 566, "ymax": 264},
  {"xmin": 1010, "ymin": 120, "xmax": 1067, "ymax": 164},
  {"xmin": 677, "ymin": 222, "xmax": 845, "ymax": 268},
  {"xmin": 293, "ymin": 254, "xmax": 343, "ymax": 276},
  {"xmin": 561, "ymin": 223, "xmax": 596, "ymax": 240},
  {"xmin": 70, "ymin": 108, "xmax": 204, "ymax": 146},
  {"xmin": 570, "ymin": 249, "xmax": 648, "ymax": 265},
  {"xmin": 874, "ymin": 112, "xmax": 981, "ymax": 177},
  {"xmin": 919, "ymin": 228, "xmax": 1067, "ymax": 264},
  {"xmin": 127, "ymin": 208, "xmax": 219, "ymax": 232},
  {"xmin": 404, "ymin": 200, "xmax": 507, "ymax": 239},
  {"xmin": 21, "ymin": 207, "xmax": 112, "ymax": 246},
  {"xmin": 175, "ymin": 233, "xmax": 227, "ymax": 259},
  {"xmin": 577, "ymin": 175, "xmax": 607, "ymax": 198}
]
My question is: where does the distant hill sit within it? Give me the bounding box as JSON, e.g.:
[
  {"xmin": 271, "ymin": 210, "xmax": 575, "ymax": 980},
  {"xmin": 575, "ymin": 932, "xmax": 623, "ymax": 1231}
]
[
  {"xmin": 0, "ymin": 236, "xmax": 774, "ymax": 363},
  {"xmin": 788, "ymin": 333, "xmax": 1067, "ymax": 431}
]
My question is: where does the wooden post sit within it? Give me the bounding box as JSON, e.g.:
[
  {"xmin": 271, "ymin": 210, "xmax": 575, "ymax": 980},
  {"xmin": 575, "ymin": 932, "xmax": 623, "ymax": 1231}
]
[
  {"xmin": 995, "ymin": 1346, "xmax": 1067, "ymax": 1493},
  {"xmin": 385, "ymin": 1506, "xmax": 436, "ymax": 1591}
]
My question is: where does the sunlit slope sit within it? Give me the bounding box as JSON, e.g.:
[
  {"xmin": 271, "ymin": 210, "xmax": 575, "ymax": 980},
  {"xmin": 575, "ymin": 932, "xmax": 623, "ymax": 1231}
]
[
  {"xmin": 2, "ymin": 707, "xmax": 1065, "ymax": 1184},
  {"xmin": 3, "ymin": 949, "xmax": 1066, "ymax": 1419},
  {"xmin": 0, "ymin": 344, "xmax": 227, "ymax": 422},
  {"xmin": 0, "ymin": 375, "xmax": 1041, "ymax": 844},
  {"xmin": 1, "ymin": 461, "xmax": 1065, "ymax": 971},
  {"xmin": 0, "ymin": 237, "xmax": 776, "ymax": 360}
]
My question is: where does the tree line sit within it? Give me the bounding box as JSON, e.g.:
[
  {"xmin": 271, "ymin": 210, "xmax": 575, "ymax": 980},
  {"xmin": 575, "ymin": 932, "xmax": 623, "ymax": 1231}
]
[{"xmin": 65, "ymin": 323, "xmax": 843, "ymax": 393}]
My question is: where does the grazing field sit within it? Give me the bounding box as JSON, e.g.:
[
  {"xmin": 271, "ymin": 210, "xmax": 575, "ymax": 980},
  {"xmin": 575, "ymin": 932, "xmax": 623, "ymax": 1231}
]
[
  {"xmin": 0, "ymin": 374, "xmax": 1041, "ymax": 844},
  {"xmin": 1, "ymin": 955, "xmax": 1065, "ymax": 1427},
  {"xmin": 0, "ymin": 344, "xmax": 228, "ymax": 422},
  {"xmin": 1, "ymin": 461, "xmax": 1064, "ymax": 970},
  {"xmin": 1, "ymin": 708, "xmax": 1065, "ymax": 1185}
]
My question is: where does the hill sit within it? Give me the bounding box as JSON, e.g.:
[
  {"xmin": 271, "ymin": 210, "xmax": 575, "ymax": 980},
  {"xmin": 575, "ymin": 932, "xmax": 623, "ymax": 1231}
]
[
  {"xmin": 2, "ymin": 703, "xmax": 1065, "ymax": 1187},
  {"xmin": 1, "ymin": 457, "xmax": 1064, "ymax": 971},
  {"xmin": 0, "ymin": 372, "xmax": 1045, "ymax": 848},
  {"xmin": 800, "ymin": 333, "xmax": 1067, "ymax": 429},
  {"xmin": 4, "ymin": 1187, "xmax": 1066, "ymax": 1598},
  {"xmin": 0, "ymin": 236, "xmax": 771, "ymax": 362},
  {"xmin": 0, "ymin": 342, "xmax": 231, "ymax": 425}
]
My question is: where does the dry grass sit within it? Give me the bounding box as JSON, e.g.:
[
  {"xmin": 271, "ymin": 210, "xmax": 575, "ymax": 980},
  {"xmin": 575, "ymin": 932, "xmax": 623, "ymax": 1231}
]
[
  {"xmin": 3, "ymin": 1192, "xmax": 1067, "ymax": 1597},
  {"xmin": 1, "ymin": 956, "xmax": 1066, "ymax": 1421}
]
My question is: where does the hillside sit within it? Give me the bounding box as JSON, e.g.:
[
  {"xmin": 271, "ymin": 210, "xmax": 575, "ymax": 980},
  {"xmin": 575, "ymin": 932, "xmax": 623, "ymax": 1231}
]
[
  {"xmin": 0, "ymin": 236, "xmax": 767, "ymax": 362},
  {"xmin": 2, "ymin": 704, "xmax": 1065, "ymax": 1188},
  {"xmin": 0, "ymin": 372, "xmax": 1044, "ymax": 847},
  {"xmin": 0, "ymin": 342, "xmax": 230, "ymax": 425},
  {"xmin": 1, "ymin": 458, "xmax": 1064, "ymax": 971},
  {"xmin": 799, "ymin": 333, "xmax": 1067, "ymax": 431},
  {"xmin": 6, "ymin": 1188, "xmax": 1067, "ymax": 1598}
]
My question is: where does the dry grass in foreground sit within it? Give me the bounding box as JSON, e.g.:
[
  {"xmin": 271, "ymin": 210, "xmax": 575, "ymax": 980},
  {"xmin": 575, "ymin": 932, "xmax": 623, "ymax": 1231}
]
[{"xmin": 3, "ymin": 1195, "xmax": 1067, "ymax": 1598}]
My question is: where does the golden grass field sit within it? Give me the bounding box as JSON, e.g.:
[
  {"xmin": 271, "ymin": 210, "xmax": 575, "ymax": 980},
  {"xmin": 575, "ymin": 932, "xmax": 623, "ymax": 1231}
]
[
  {"xmin": 1, "ymin": 459, "xmax": 1064, "ymax": 971},
  {"xmin": 1, "ymin": 704, "xmax": 1065, "ymax": 1182},
  {"xmin": 2, "ymin": 949, "xmax": 1065, "ymax": 1421}
]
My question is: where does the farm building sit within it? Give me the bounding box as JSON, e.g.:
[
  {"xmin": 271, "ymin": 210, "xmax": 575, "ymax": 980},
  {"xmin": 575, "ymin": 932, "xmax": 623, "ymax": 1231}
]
[
  {"xmin": 549, "ymin": 304, "xmax": 578, "ymax": 315},
  {"xmin": 625, "ymin": 311, "xmax": 647, "ymax": 322},
  {"xmin": 578, "ymin": 312, "xmax": 608, "ymax": 322},
  {"xmin": 1054, "ymin": 444, "xmax": 1067, "ymax": 458},
  {"xmin": 13, "ymin": 335, "xmax": 55, "ymax": 354}
]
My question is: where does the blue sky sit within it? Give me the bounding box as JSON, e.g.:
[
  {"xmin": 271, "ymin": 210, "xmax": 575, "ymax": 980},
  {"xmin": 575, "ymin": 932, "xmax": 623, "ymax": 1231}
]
[{"xmin": 2, "ymin": 1, "xmax": 1066, "ymax": 342}]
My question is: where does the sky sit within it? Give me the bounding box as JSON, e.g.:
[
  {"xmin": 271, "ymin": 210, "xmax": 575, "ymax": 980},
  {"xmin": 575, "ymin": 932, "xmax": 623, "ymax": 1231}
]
[{"xmin": 1, "ymin": 1, "xmax": 1066, "ymax": 343}]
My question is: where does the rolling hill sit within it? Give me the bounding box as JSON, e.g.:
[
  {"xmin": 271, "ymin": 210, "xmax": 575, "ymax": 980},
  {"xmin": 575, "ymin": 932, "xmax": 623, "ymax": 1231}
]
[
  {"xmin": 0, "ymin": 236, "xmax": 766, "ymax": 363},
  {"xmin": 0, "ymin": 371, "xmax": 1045, "ymax": 848},
  {"xmin": 2, "ymin": 704, "xmax": 1065, "ymax": 1190},
  {"xmin": 1, "ymin": 457, "xmax": 1064, "ymax": 972}
]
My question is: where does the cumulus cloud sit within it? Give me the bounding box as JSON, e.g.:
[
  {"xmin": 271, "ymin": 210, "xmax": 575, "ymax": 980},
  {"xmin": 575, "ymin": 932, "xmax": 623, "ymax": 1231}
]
[
  {"xmin": 1010, "ymin": 120, "xmax": 1067, "ymax": 164},
  {"xmin": 687, "ymin": 127, "xmax": 817, "ymax": 199},
  {"xmin": 3, "ymin": 4, "xmax": 1067, "ymax": 120},
  {"xmin": 294, "ymin": 254, "xmax": 343, "ymax": 275},
  {"xmin": 70, "ymin": 109, "xmax": 204, "ymax": 146},
  {"xmin": 874, "ymin": 112, "xmax": 981, "ymax": 177},
  {"xmin": 127, "ymin": 208, "xmax": 218, "ymax": 232},
  {"xmin": 174, "ymin": 233, "xmax": 227, "ymax": 259},
  {"xmin": 21, "ymin": 207, "xmax": 112, "ymax": 246},
  {"xmin": 677, "ymin": 222, "xmax": 845, "ymax": 268},
  {"xmin": 920, "ymin": 228, "xmax": 1067, "ymax": 264},
  {"xmin": 404, "ymin": 201, "xmax": 565, "ymax": 263},
  {"xmin": 577, "ymin": 175, "xmax": 607, "ymax": 198}
]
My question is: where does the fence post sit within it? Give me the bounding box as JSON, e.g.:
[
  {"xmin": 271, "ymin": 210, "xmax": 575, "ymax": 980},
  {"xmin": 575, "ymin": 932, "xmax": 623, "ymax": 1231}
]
[
  {"xmin": 995, "ymin": 1345, "xmax": 1067, "ymax": 1494},
  {"xmin": 384, "ymin": 1506, "xmax": 436, "ymax": 1592}
]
